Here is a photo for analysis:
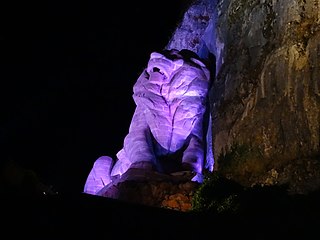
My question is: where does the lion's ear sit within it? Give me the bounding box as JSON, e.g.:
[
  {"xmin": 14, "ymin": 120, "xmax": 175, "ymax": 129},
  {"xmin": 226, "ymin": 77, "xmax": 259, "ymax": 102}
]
[{"xmin": 150, "ymin": 52, "xmax": 164, "ymax": 59}]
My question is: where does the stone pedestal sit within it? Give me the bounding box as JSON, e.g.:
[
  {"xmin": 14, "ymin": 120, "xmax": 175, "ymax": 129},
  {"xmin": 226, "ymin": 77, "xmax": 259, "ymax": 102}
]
[{"xmin": 97, "ymin": 168, "xmax": 200, "ymax": 212}]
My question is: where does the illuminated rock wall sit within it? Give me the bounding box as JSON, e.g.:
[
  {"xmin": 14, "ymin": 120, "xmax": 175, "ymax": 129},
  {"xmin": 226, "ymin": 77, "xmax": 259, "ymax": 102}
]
[
  {"xmin": 208, "ymin": 0, "xmax": 320, "ymax": 192},
  {"xmin": 166, "ymin": 0, "xmax": 320, "ymax": 193}
]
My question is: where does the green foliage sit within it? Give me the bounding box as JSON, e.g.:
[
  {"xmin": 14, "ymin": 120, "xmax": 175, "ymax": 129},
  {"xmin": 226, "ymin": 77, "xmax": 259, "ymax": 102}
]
[
  {"xmin": 191, "ymin": 172, "xmax": 243, "ymax": 214},
  {"xmin": 191, "ymin": 171, "xmax": 295, "ymax": 215}
]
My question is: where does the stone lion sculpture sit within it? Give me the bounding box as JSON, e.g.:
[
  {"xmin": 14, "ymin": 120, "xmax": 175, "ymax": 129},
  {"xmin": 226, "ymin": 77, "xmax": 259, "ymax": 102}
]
[{"xmin": 84, "ymin": 49, "xmax": 212, "ymax": 195}]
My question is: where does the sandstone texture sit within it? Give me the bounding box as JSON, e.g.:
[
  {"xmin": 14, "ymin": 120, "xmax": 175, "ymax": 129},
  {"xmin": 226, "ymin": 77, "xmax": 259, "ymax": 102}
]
[{"xmin": 168, "ymin": 0, "xmax": 320, "ymax": 194}]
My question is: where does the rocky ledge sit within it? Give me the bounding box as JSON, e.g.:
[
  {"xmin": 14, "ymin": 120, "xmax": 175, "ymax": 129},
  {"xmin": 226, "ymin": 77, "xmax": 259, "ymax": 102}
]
[{"xmin": 97, "ymin": 168, "xmax": 200, "ymax": 212}]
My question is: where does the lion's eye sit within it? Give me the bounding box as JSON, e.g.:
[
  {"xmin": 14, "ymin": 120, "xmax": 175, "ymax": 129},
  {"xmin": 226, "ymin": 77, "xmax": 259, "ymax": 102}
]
[{"xmin": 152, "ymin": 67, "xmax": 164, "ymax": 75}]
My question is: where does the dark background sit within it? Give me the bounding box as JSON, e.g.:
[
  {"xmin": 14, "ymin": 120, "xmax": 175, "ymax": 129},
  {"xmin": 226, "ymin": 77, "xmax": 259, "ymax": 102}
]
[{"xmin": 1, "ymin": 1, "xmax": 190, "ymax": 195}]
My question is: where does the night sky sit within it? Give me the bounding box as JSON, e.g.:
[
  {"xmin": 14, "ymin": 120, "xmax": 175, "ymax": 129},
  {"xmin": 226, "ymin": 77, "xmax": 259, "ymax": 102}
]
[{"xmin": 1, "ymin": 1, "xmax": 190, "ymax": 194}]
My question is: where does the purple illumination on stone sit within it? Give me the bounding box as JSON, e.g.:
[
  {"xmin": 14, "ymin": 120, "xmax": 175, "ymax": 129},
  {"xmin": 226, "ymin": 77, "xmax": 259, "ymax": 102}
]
[
  {"xmin": 84, "ymin": 49, "xmax": 212, "ymax": 195},
  {"xmin": 83, "ymin": 156, "xmax": 113, "ymax": 195},
  {"xmin": 111, "ymin": 49, "xmax": 210, "ymax": 175}
]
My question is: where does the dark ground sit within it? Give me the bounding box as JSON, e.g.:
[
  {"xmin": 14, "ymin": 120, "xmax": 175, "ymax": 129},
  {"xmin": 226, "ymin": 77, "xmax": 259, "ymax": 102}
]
[{"xmin": 2, "ymin": 189, "xmax": 320, "ymax": 239}]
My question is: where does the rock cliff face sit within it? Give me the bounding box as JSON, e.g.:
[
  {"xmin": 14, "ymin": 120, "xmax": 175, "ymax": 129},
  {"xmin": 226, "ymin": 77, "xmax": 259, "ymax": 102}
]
[{"xmin": 168, "ymin": 0, "xmax": 320, "ymax": 193}]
